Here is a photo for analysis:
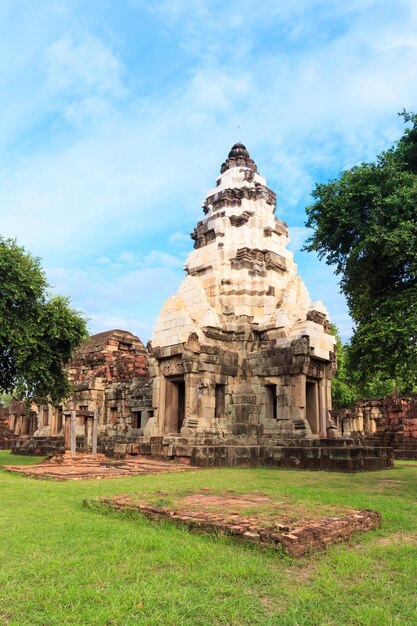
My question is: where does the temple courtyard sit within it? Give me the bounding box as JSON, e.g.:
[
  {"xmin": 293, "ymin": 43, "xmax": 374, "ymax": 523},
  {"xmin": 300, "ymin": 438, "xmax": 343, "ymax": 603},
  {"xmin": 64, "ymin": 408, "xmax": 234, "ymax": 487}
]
[{"xmin": 0, "ymin": 451, "xmax": 416, "ymax": 625}]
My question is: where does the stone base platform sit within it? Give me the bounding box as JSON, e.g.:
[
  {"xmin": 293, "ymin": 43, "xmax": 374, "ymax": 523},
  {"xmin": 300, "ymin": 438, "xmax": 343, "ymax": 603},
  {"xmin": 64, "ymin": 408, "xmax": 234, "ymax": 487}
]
[
  {"xmin": 364, "ymin": 435, "xmax": 417, "ymax": 460},
  {"xmin": 2, "ymin": 452, "xmax": 196, "ymax": 481},
  {"xmin": 10, "ymin": 435, "xmax": 394, "ymax": 472},
  {"xmin": 115, "ymin": 436, "xmax": 394, "ymax": 472},
  {"xmin": 94, "ymin": 490, "xmax": 381, "ymax": 557}
]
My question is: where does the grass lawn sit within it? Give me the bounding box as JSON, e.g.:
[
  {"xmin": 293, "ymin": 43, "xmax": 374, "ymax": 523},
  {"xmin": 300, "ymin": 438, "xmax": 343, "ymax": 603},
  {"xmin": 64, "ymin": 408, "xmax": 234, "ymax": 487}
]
[
  {"xmin": 0, "ymin": 451, "xmax": 416, "ymax": 625},
  {"xmin": 0, "ymin": 451, "xmax": 45, "ymax": 466}
]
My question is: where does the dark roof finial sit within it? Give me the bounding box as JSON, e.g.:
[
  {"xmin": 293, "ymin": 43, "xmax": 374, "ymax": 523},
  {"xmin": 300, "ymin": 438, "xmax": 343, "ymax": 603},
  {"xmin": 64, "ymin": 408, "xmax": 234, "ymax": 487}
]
[{"xmin": 220, "ymin": 143, "xmax": 257, "ymax": 174}]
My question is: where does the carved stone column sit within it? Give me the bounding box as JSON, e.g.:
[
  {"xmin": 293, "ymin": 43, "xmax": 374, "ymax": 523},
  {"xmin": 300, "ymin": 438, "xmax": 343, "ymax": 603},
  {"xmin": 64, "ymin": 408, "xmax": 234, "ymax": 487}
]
[{"xmin": 70, "ymin": 411, "xmax": 77, "ymax": 459}]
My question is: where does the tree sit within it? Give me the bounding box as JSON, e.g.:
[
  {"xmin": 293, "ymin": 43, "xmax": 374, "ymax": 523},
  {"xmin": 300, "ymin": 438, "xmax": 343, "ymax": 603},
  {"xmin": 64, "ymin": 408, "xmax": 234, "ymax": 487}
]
[
  {"xmin": 0, "ymin": 237, "xmax": 88, "ymax": 404},
  {"xmin": 305, "ymin": 112, "xmax": 417, "ymax": 393},
  {"xmin": 330, "ymin": 324, "xmax": 398, "ymax": 407},
  {"xmin": 329, "ymin": 324, "xmax": 357, "ymax": 408}
]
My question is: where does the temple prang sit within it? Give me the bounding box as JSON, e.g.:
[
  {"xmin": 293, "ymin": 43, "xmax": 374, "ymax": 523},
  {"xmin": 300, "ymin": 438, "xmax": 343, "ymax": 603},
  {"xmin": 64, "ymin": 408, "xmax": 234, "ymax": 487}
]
[{"xmin": 147, "ymin": 143, "xmax": 336, "ymax": 445}]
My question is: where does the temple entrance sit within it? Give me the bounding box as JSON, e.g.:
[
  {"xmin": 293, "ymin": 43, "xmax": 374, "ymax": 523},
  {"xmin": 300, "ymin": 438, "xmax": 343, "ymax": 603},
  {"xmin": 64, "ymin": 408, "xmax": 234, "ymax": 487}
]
[
  {"xmin": 165, "ymin": 377, "xmax": 185, "ymax": 433},
  {"xmin": 306, "ymin": 380, "xmax": 320, "ymax": 435},
  {"xmin": 131, "ymin": 411, "xmax": 140, "ymax": 429}
]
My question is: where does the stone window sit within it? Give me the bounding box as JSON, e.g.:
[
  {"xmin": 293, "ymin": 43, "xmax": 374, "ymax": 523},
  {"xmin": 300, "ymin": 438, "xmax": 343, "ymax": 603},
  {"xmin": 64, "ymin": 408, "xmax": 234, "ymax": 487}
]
[
  {"xmin": 215, "ymin": 385, "xmax": 225, "ymax": 418},
  {"xmin": 266, "ymin": 385, "xmax": 277, "ymax": 420}
]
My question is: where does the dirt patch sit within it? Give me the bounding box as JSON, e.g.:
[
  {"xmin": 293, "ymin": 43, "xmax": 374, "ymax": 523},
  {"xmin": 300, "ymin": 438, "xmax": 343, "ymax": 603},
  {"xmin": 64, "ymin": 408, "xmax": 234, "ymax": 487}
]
[
  {"xmin": 378, "ymin": 479, "xmax": 405, "ymax": 484},
  {"xmin": 181, "ymin": 492, "xmax": 272, "ymax": 511},
  {"xmin": 376, "ymin": 533, "xmax": 417, "ymax": 547}
]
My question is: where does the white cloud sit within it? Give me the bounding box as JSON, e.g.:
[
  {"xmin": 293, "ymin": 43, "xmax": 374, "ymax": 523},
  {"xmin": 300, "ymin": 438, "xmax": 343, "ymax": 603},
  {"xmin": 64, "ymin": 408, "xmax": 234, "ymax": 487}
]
[
  {"xmin": 169, "ymin": 231, "xmax": 191, "ymax": 247},
  {"xmin": 46, "ymin": 251, "xmax": 187, "ymax": 342},
  {"xmin": 45, "ymin": 31, "xmax": 127, "ymax": 126},
  {"xmin": 2, "ymin": 0, "xmax": 417, "ymax": 343},
  {"xmin": 144, "ymin": 250, "xmax": 185, "ymax": 268},
  {"xmin": 287, "ymin": 226, "xmax": 310, "ymax": 254}
]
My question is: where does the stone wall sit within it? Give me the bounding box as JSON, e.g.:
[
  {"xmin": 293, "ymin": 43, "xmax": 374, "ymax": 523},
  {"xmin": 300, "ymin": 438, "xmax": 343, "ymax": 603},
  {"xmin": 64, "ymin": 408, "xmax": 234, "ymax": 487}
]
[
  {"xmin": 333, "ymin": 394, "xmax": 417, "ymax": 459},
  {"xmin": 0, "ymin": 407, "xmax": 16, "ymax": 449}
]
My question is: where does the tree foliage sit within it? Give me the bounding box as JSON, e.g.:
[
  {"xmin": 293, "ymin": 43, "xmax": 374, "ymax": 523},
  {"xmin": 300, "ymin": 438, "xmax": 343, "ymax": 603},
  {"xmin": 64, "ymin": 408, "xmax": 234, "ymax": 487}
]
[
  {"xmin": 0, "ymin": 237, "xmax": 88, "ymax": 403},
  {"xmin": 329, "ymin": 324, "xmax": 358, "ymax": 408},
  {"xmin": 305, "ymin": 112, "xmax": 417, "ymax": 393},
  {"xmin": 330, "ymin": 324, "xmax": 398, "ymax": 407}
]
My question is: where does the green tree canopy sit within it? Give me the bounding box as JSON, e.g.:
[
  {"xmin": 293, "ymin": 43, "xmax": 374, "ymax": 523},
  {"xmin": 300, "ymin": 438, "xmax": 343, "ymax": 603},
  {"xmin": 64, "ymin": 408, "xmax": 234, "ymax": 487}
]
[
  {"xmin": 305, "ymin": 112, "xmax": 417, "ymax": 392},
  {"xmin": 0, "ymin": 237, "xmax": 88, "ymax": 403}
]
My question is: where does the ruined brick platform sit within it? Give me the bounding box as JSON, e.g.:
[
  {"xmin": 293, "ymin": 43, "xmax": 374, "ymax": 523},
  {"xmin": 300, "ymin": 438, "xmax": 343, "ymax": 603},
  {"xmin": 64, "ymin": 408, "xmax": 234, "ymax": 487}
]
[
  {"xmin": 95, "ymin": 490, "xmax": 381, "ymax": 557},
  {"xmin": 2, "ymin": 452, "xmax": 196, "ymax": 481}
]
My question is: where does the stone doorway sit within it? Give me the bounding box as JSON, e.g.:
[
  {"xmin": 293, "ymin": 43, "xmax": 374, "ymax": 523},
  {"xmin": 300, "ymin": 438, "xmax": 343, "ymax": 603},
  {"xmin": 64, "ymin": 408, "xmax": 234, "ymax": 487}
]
[
  {"xmin": 165, "ymin": 378, "xmax": 185, "ymax": 433},
  {"xmin": 306, "ymin": 380, "xmax": 320, "ymax": 435}
]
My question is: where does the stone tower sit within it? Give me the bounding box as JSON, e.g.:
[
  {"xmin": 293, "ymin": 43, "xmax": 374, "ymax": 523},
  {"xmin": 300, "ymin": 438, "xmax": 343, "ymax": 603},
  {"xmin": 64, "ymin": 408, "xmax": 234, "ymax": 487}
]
[{"xmin": 145, "ymin": 143, "xmax": 337, "ymax": 452}]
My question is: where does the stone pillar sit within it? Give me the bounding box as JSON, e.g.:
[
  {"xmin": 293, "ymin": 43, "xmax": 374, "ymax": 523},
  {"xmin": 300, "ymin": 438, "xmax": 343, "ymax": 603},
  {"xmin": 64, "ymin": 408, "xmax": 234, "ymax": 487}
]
[
  {"xmin": 70, "ymin": 411, "xmax": 77, "ymax": 459},
  {"xmin": 85, "ymin": 418, "xmax": 91, "ymax": 451},
  {"xmin": 22, "ymin": 415, "xmax": 29, "ymax": 435},
  {"xmin": 92, "ymin": 410, "xmax": 98, "ymax": 455},
  {"xmin": 325, "ymin": 378, "xmax": 332, "ymax": 413},
  {"xmin": 158, "ymin": 375, "xmax": 167, "ymax": 434},
  {"xmin": 319, "ymin": 379, "xmax": 327, "ymax": 436},
  {"xmin": 293, "ymin": 374, "xmax": 306, "ymax": 418},
  {"xmin": 64, "ymin": 414, "xmax": 71, "ymax": 449}
]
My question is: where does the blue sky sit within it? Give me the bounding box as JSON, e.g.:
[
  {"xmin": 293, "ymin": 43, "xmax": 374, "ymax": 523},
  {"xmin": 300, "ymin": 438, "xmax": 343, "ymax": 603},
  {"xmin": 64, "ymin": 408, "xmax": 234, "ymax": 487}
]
[{"xmin": 1, "ymin": 0, "xmax": 417, "ymax": 342}]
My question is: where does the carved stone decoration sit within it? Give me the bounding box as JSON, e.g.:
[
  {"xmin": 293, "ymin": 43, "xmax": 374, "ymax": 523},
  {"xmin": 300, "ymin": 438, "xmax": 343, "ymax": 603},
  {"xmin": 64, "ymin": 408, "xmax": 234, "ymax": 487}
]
[
  {"xmin": 160, "ymin": 356, "xmax": 184, "ymax": 377},
  {"xmin": 264, "ymin": 251, "xmax": 286, "ymax": 272},
  {"xmin": 207, "ymin": 185, "xmax": 276, "ymax": 212},
  {"xmin": 307, "ymin": 360, "xmax": 325, "ymax": 379},
  {"xmin": 229, "ymin": 211, "xmax": 254, "ymax": 227},
  {"xmin": 292, "ymin": 337, "xmax": 309, "ymax": 356},
  {"xmin": 307, "ymin": 309, "xmax": 327, "ymax": 325}
]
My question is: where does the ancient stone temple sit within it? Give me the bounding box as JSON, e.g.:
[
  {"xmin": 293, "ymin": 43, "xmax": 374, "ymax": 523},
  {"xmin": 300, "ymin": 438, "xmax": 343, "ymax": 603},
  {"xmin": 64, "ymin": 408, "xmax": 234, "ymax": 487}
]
[
  {"xmin": 9, "ymin": 144, "xmax": 393, "ymax": 470},
  {"xmin": 146, "ymin": 142, "xmax": 335, "ymax": 445},
  {"xmin": 138, "ymin": 144, "xmax": 392, "ymax": 469}
]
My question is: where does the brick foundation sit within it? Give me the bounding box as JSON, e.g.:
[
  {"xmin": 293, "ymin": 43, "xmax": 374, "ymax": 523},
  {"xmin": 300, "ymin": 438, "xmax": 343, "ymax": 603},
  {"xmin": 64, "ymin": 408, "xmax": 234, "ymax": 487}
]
[{"xmin": 96, "ymin": 492, "xmax": 381, "ymax": 557}]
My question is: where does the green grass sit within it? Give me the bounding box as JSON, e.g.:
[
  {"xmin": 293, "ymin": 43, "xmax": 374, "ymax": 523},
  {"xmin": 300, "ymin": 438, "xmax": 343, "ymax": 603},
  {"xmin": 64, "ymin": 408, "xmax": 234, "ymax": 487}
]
[
  {"xmin": 0, "ymin": 454, "xmax": 416, "ymax": 625},
  {"xmin": 0, "ymin": 450, "xmax": 45, "ymax": 466}
]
